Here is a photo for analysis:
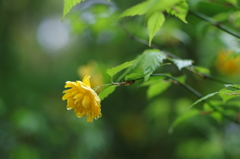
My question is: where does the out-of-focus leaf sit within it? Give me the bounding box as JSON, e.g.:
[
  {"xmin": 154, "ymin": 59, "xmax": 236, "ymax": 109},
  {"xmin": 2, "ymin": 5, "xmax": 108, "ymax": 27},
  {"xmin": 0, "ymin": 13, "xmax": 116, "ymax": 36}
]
[
  {"xmin": 124, "ymin": 73, "xmax": 144, "ymax": 81},
  {"xmin": 146, "ymin": 78, "xmax": 171, "ymax": 99},
  {"xmin": 166, "ymin": 1, "xmax": 188, "ymax": 23},
  {"xmin": 147, "ymin": 12, "xmax": 165, "ymax": 46},
  {"xmin": 194, "ymin": 66, "xmax": 210, "ymax": 74},
  {"xmin": 172, "ymin": 59, "xmax": 193, "ymax": 70},
  {"xmin": 176, "ymin": 75, "xmax": 186, "ymax": 83},
  {"xmin": 169, "ymin": 109, "xmax": 199, "ymax": 134},
  {"xmin": 133, "ymin": 49, "xmax": 167, "ymax": 81},
  {"xmin": 211, "ymin": 112, "xmax": 222, "ymax": 123},
  {"xmin": 218, "ymin": 88, "xmax": 240, "ymax": 103},
  {"xmin": 224, "ymin": 84, "xmax": 240, "ymax": 89},
  {"xmin": 184, "ymin": 92, "xmax": 218, "ymax": 112},
  {"xmin": 106, "ymin": 60, "xmax": 136, "ymax": 77},
  {"xmin": 63, "ymin": 0, "xmax": 83, "ymax": 20},
  {"xmin": 118, "ymin": 1, "xmax": 148, "ymax": 18},
  {"xmin": 99, "ymin": 85, "xmax": 117, "ymax": 100}
]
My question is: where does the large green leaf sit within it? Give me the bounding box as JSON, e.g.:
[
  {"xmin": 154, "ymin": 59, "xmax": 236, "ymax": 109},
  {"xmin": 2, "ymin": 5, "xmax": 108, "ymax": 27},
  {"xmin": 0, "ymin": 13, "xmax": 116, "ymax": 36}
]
[
  {"xmin": 133, "ymin": 49, "xmax": 167, "ymax": 81},
  {"xmin": 106, "ymin": 60, "xmax": 136, "ymax": 78},
  {"xmin": 99, "ymin": 85, "xmax": 117, "ymax": 101},
  {"xmin": 169, "ymin": 109, "xmax": 199, "ymax": 134},
  {"xmin": 172, "ymin": 59, "xmax": 193, "ymax": 70},
  {"xmin": 147, "ymin": 12, "xmax": 165, "ymax": 46},
  {"xmin": 218, "ymin": 88, "xmax": 240, "ymax": 103},
  {"xmin": 184, "ymin": 92, "xmax": 218, "ymax": 113},
  {"xmin": 119, "ymin": 1, "xmax": 148, "ymax": 18},
  {"xmin": 63, "ymin": 0, "xmax": 83, "ymax": 20},
  {"xmin": 166, "ymin": 1, "xmax": 188, "ymax": 23}
]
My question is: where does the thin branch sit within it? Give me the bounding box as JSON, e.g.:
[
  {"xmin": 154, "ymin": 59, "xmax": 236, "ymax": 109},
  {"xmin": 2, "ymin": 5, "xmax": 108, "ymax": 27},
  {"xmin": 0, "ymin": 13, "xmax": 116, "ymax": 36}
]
[{"xmin": 190, "ymin": 10, "xmax": 240, "ymax": 39}]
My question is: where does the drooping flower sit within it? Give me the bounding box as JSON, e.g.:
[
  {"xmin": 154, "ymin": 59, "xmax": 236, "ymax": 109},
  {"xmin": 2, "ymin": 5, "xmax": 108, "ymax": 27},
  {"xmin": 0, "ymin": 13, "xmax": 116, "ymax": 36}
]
[{"xmin": 62, "ymin": 75, "xmax": 101, "ymax": 122}]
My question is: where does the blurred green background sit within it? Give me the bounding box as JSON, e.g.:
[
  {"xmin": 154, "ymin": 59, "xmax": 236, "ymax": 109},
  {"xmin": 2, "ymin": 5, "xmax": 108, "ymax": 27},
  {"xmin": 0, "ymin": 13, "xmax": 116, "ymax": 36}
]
[{"xmin": 1, "ymin": 0, "xmax": 240, "ymax": 158}]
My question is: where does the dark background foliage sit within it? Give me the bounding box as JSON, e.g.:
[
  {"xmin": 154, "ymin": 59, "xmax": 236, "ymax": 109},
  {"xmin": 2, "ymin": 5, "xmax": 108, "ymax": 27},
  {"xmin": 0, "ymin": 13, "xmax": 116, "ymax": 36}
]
[{"xmin": 1, "ymin": 0, "xmax": 240, "ymax": 158}]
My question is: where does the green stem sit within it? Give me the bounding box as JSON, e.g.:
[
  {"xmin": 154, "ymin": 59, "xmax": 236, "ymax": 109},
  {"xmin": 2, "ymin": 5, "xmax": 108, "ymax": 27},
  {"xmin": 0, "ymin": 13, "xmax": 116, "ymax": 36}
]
[{"xmin": 190, "ymin": 10, "xmax": 240, "ymax": 39}]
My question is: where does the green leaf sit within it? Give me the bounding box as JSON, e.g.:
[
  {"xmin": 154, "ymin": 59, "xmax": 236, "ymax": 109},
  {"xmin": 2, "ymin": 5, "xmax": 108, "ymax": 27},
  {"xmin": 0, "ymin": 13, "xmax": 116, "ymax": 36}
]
[
  {"xmin": 218, "ymin": 88, "xmax": 240, "ymax": 103},
  {"xmin": 184, "ymin": 92, "xmax": 218, "ymax": 113},
  {"xmin": 99, "ymin": 85, "xmax": 117, "ymax": 101},
  {"xmin": 146, "ymin": 77, "xmax": 171, "ymax": 99},
  {"xmin": 169, "ymin": 109, "xmax": 199, "ymax": 134},
  {"xmin": 118, "ymin": 1, "xmax": 148, "ymax": 18},
  {"xmin": 147, "ymin": 12, "xmax": 165, "ymax": 46},
  {"xmin": 146, "ymin": 0, "xmax": 183, "ymax": 15},
  {"xmin": 124, "ymin": 73, "xmax": 144, "ymax": 81},
  {"xmin": 166, "ymin": 1, "xmax": 188, "ymax": 23},
  {"xmin": 194, "ymin": 66, "xmax": 210, "ymax": 74},
  {"xmin": 63, "ymin": 0, "xmax": 83, "ymax": 20},
  {"xmin": 172, "ymin": 59, "xmax": 193, "ymax": 70},
  {"xmin": 106, "ymin": 60, "xmax": 137, "ymax": 77},
  {"xmin": 133, "ymin": 49, "xmax": 167, "ymax": 81},
  {"xmin": 224, "ymin": 84, "xmax": 240, "ymax": 89}
]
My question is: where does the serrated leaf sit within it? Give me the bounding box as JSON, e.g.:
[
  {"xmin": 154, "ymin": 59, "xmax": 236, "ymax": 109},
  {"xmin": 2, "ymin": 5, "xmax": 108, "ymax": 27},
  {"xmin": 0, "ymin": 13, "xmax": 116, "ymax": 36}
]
[
  {"xmin": 194, "ymin": 66, "xmax": 210, "ymax": 74},
  {"xmin": 172, "ymin": 59, "xmax": 193, "ymax": 70},
  {"xmin": 169, "ymin": 109, "xmax": 199, "ymax": 134},
  {"xmin": 147, "ymin": 12, "xmax": 165, "ymax": 46},
  {"xmin": 133, "ymin": 49, "xmax": 167, "ymax": 81},
  {"xmin": 124, "ymin": 73, "xmax": 144, "ymax": 81},
  {"xmin": 146, "ymin": 78, "xmax": 171, "ymax": 99},
  {"xmin": 218, "ymin": 88, "xmax": 240, "ymax": 103},
  {"xmin": 63, "ymin": 0, "xmax": 84, "ymax": 20},
  {"xmin": 99, "ymin": 85, "xmax": 117, "ymax": 101},
  {"xmin": 106, "ymin": 60, "xmax": 136, "ymax": 77},
  {"xmin": 166, "ymin": 1, "xmax": 188, "ymax": 23},
  {"xmin": 118, "ymin": 1, "xmax": 148, "ymax": 18},
  {"xmin": 184, "ymin": 92, "xmax": 218, "ymax": 113}
]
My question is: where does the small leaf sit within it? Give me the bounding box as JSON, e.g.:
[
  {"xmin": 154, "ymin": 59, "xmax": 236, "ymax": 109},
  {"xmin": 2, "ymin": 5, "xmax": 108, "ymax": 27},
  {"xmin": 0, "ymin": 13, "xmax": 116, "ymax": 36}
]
[
  {"xmin": 99, "ymin": 85, "xmax": 117, "ymax": 100},
  {"xmin": 218, "ymin": 88, "xmax": 240, "ymax": 103},
  {"xmin": 172, "ymin": 59, "xmax": 193, "ymax": 70},
  {"xmin": 146, "ymin": 78, "xmax": 171, "ymax": 99},
  {"xmin": 106, "ymin": 60, "xmax": 137, "ymax": 77},
  {"xmin": 133, "ymin": 49, "xmax": 167, "ymax": 81},
  {"xmin": 147, "ymin": 12, "xmax": 165, "ymax": 46},
  {"xmin": 125, "ymin": 73, "xmax": 144, "ymax": 81},
  {"xmin": 169, "ymin": 109, "xmax": 199, "ymax": 134},
  {"xmin": 194, "ymin": 66, "xmax": 210, "ymax": 74},
  {"xmin": 184, "ymin": 92, "xmax": 218, "ymax": 113},
  {"xmin": 224, "ymin": 84, "xmax": 240, "ymax": 89},
  {"xmin": 63, "ymin": 0, "xmax": 83, "ymax": 20},
  {"xmin": 166, "ymin": 1, "xmax": 188, "ymax": 23},
  {"xmin": 119, "ymin": 1, "xmax": 148, "ymax": 18}
]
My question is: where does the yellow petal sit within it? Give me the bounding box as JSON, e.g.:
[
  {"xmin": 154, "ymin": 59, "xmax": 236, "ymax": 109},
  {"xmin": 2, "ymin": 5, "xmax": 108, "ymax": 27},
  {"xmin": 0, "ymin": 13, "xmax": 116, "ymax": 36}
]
[
  {"xmin": 82, "ymin": 95, "xmax": 90, "ymax": 108},
  {"xmin": 83, "ymin": 75, "xmax": 91, "ymax": 87}
]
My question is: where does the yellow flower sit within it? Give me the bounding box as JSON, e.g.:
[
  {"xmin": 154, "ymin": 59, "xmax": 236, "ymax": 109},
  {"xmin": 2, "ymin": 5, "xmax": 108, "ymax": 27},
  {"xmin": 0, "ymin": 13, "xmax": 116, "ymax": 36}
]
[{"xmin": 62, "ymin": 75, "xmax": 102, "ymax": 122}]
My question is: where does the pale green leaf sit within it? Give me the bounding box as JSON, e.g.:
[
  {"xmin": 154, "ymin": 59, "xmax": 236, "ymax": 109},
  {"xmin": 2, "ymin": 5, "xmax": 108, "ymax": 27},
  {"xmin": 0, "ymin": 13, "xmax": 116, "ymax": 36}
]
[
  {"xmin": 106, "ymin": 60, "xmax": 137, "ymax": 77},
  {"xmin": 119, "ymin": 1, "xmax": 148, "ymax": 18},
  {"xmin": 166, "ymin": 1, "xmax": 188, "ymax": 23},
  {"xmin": 63, "ymin": 0, "xmax": 84, "ymax": 20},
  {"xmin": 147, "ymin": 12, "xmax": 165, "ymax": 46},
  {"xmin": 184, "ymin": 92, "xmax": 218, "ymax": 113},
  {"xmin": 218, "ymin": 88, "xmax": 240, "ymax": 103},
  {"xmin": 133, "ymin": 49, "xmax": 167, "ymax": 81},
  {"xmin": 224, "ymin": 84, "xmax": 240, "ymax": 89},
  {"xmin": 124, "ymin": 73, "xmax": 144, "ymax": 81},
  {"xmin": 194, "ymin": 66, "xmax": 210, "ymax": 74},
  {"xmin": 172, "ymin": 59, "xmax": 193, "ymax": 70},
  {"xmin": 146, "ymin": 78, "xmax": 171, "ymax": 99},
  {"xmin": 99, "ymin": 85, "xmax": 117, "ymax": 101},
  {"xmin": 169, "ymin": 109, "xmax": 199, "ymax": 134}
]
